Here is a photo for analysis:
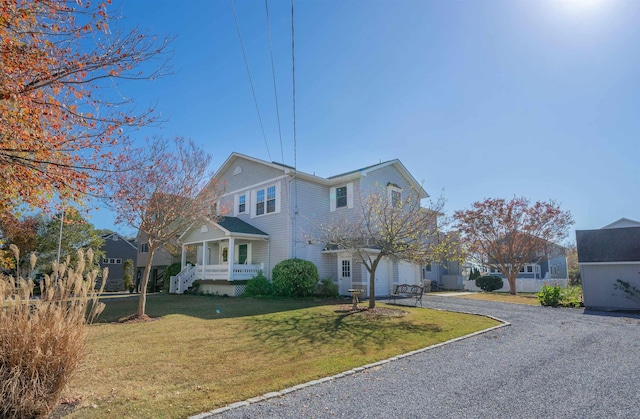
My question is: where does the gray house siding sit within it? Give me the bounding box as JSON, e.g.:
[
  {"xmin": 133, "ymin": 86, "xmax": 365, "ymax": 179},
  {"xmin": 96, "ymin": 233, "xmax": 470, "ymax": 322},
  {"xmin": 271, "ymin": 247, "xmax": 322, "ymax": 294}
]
[
  {"xmin": 359, "ymin": 164, "xmax": 416, "ymax": 199},
  {"xmin": 581, "ymin": 263, "xmax": 640, "ymax": 310},
  {"xmin": 99, "ymin": 233, "xmax": 137, "ymax": 291}
]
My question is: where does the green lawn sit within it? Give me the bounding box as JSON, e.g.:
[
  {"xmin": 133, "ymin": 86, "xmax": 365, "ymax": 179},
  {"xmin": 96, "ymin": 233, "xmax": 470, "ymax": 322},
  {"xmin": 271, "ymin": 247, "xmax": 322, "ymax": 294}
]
[{"xmin": 64, "ymin": 294, "xmax": 501, "ymax": 418}]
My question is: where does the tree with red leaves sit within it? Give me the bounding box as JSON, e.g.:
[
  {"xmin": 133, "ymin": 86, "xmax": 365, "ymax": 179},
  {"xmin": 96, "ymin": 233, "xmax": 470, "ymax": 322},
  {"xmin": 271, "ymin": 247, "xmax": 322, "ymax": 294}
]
[
  {"xmin": 0, "ymin": 0, "xmax": 170, "ymax": 216},
  {"xmin": 110, "ymin": 137, "xmax": 222, "ymax": 318},
  {"xmin": 454, "ymin": 197, "xmax": 573, "ymax": 294}
]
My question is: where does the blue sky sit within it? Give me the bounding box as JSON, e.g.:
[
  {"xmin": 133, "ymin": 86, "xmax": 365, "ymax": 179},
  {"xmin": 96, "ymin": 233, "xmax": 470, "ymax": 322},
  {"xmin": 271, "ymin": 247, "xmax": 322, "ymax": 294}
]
[{"xmin": 94, "ymin": 0, "xmax": 639, "ymax": 238}]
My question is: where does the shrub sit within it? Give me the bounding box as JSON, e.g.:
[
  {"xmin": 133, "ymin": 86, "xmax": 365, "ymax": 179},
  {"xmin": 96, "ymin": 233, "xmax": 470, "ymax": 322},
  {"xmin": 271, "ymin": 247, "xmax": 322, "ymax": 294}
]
[
  {"xmin": 475, "ymin": 275, "xmax": 503, "ymax": 292},
  {"xmin": 272, "ymin": 258, "xmax": 319, "ymax": 297},
  {"xmin": 538, "ymin": 284, "xmax": 562, "ymax": 306},
  {"xmin": 0, "ymin": 247, "xmax": 105, "ymax": 419},
  {"xmin": 468, "ymin": 267, "xmax": 481, "ymax": 281},
  {"xmin": 243, "ymin": 272, "xmax": 274, "ymax": 297},
  {"xmin": 163, "ymin": 261, "xmax": 193, "ymax": 292},
  {"xmin": 316, "ymin": 277, "xmax": 339, "ymax": 298},
  {"xmin": 561, "ymin": 285, "xmax": 583, "ymax": 307},
  {"xmin": 123, "ymin": 258, "xmax": 133, "ymax": 291}
]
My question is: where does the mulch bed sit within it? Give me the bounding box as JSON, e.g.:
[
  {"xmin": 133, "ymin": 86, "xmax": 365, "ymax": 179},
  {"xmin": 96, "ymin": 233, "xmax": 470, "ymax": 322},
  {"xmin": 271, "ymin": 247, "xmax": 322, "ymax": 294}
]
[{"xmin": 335, "ymin": 306, "xmax": 408, "ymax": 318}]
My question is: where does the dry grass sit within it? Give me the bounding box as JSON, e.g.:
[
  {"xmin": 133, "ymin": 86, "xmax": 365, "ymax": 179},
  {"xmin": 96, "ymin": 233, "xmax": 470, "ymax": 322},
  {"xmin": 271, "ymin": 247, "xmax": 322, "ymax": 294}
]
[
  {"xmin": 451, "ymin": 292, "xmax": 540, "ymax": 305},
  {"xmin": 0, "ymin": 248, "xmax": 105, "ymax": 419},
  {"xmin": 63, "ymin": 295, "xmax": 500, "ymax": 418}
]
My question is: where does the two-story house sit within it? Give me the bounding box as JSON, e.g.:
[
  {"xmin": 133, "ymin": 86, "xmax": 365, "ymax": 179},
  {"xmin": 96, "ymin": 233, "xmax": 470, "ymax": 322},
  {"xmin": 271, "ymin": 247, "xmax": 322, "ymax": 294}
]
[
  {"xmin": 99, "ymin": 232, "xmax": 137, "ymax": 291},
  {"xmin": 170, "ymin": 152, "xmax": 430, "ymax": 297}
]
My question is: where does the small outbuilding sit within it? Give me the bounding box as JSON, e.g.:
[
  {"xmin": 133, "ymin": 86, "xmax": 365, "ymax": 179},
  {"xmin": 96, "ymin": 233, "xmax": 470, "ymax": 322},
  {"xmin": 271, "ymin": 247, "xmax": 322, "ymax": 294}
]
[{"xmin": 576, "ymin": 218, "xmax": 640, "ymax": 310}]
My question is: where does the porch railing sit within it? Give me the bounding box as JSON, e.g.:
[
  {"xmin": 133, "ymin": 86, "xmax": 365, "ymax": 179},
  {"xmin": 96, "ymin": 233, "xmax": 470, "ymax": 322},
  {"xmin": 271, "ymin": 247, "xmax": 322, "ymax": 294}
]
[
  {"xmin": 196, "ymin": 263, "xmax": 264, "ymax": 281},
  {"xmin": 170, "ymin": 263, "xmax": 265, "ymax": 294},
  {"xmin": 170, "ymin": 264, "xmax": 196, "ymax": 294}
]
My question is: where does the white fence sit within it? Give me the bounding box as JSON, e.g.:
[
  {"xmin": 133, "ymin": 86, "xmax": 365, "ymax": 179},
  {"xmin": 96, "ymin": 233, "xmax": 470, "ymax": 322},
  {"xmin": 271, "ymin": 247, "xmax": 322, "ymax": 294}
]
[{"xmin": 462, "ymin": 278, "xmax": 568, "ymax": 293}]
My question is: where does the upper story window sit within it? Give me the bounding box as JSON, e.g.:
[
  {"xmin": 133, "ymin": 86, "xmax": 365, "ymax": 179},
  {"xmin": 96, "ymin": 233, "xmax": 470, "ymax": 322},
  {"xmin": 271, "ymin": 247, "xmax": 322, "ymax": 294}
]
[
  {"xmin": 103, "ymin": 258, "xmax": 122, "ymax": 265},
  {"xmin": 238, "ymin": 194, "xmax": 246, "ymax": 214},
  {"xmin": 251, "ymin": 182, "xmax": 280, "ymax": 218},
  {"xmin": 387, "ymin": 183, "xmax": 403, "ymax": 206},
  {"xmin": 256, "ymin": 189, "xmax": 265, "ymax": 215},
  {"xmin": 336, "ymin": 186, "xmax": 348, "ymax": 208},
  {"xmin": 330, "ymin": 182, "xmax": 353, "ymax": 212},
  {"xmin": 140, "ymin": 243, "xmax": 148, "ymax": 253}
]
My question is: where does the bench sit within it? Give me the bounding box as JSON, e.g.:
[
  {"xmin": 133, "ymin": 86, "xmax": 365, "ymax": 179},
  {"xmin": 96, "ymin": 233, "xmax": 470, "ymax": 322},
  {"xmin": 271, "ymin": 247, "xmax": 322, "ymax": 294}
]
[{"xmin": 389, "ymin": 284, "xmax": 424, "ymax": 307}]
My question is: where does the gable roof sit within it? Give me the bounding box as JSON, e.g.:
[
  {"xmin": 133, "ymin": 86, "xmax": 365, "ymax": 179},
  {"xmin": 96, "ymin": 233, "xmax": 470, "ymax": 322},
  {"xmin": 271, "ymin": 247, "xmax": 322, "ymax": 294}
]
[
  {"xmin": 576, "ymin": 227, "xmax": 640, "ymax": 263},
  {"xmin": 213, "ymin": 152, "xmax": 428, "ymax": 198},
  {"xmin": 216, "ymin": 217, "xmax": 268, "ymax": 236},
  {"xmin": 101, "ymin": 232, "xmax": 137, "ymax": 250},
  {"xmin": 602, "ymin": 218, "xmax": 640, "ymax": 229}
]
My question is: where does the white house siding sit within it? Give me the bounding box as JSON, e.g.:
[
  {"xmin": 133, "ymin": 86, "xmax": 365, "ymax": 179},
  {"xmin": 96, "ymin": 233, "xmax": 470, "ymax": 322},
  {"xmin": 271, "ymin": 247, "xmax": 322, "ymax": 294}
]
[
  {"xmin": 291, "ymin": 177, "xmax": 336, "ymax": 279},
  {"xmin": 359, "ymin": 164, "xmax": 416, "ymax": 200},
  {"xmin": 218, "ymin": 157, "xmax": 288, "ymax": 194},
  {"xmin": 215, "ymin": 160, "xmax": 291, "ymax": 279},
  {"xmin": 581, "ymin": 263, "xmax": 640, "ymax": 310},
  {"xmin": 181, "ymin": 223, "xmax": 227, "ymax": 245}
]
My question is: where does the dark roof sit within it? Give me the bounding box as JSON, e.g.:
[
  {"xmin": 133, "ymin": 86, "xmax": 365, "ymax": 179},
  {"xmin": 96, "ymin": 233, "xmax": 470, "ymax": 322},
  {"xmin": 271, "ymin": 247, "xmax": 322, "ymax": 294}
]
[
  {"xmin": 216, "ymin": 217, "xmax": 268, "ymax": 236},
  {"xmin": 576, "ymin": 227, "xmax": 640, "ymax": 263},
  {"xmin": 327, "ymin": 160, "xmax": 395, "ymax": 179}
]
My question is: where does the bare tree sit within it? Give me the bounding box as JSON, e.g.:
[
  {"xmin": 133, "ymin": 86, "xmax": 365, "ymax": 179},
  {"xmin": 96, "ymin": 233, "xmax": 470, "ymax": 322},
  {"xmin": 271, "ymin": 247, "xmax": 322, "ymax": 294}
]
[
  {"xmin": 319, "ymin": 187, "xmax": 454, "ymax": 309},
  {"xmin": 109, "ymin": 137, "xmax": 222, "ymax": 318},
  {"xmin": 454, "ymin": 197, "xmax": 574, "ymax": 295}
]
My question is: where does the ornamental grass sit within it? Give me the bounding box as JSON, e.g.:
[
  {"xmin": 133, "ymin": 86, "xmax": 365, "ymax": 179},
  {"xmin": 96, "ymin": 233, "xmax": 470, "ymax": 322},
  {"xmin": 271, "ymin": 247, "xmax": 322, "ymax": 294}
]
[{"xmin": 0, "ymin": 246, "xmax": 105, "ymax": 419}]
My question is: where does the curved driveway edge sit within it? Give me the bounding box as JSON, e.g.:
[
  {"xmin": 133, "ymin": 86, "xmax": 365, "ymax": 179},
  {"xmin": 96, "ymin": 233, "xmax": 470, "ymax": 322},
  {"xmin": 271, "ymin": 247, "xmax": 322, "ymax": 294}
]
[{"xmin": 190, "ymin": 308, "xmax": 510, "ymax": 419}]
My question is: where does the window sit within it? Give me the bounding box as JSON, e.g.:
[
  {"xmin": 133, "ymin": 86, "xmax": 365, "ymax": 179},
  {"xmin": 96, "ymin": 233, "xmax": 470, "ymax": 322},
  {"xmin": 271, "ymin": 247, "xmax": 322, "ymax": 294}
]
[
  {"xmin": 140, "ymin": 243, "xmax": 148, "ymax": 253},
  {"xmin": 221, "ymin": 247, "xmax": 228, "ymax": 263},
  {"xmin": 103, "ymin": 258, "xmax": 108, "ymax": 264},
  {"xmin": 391, "ymin": 190, "xmax": 401, "ymax": 206},
  {"xmin": 336, "ymin": 186, "xmax": 348, "ymax": 208},
  {"xmin": 253, "ymin": 184, "xmax": 279, "ymax": 217},
  {"xmin": 266, "ymin": 186, "xmax": 276, "ymax": 213},
  {"xmin": 330, "ymin": 182, "xmax": 353, "ymax": 211},
  {"xmin": 341, "ymin": 260, "xmax": 351, "ymax": 278},
  {"xmin": 425, "ymin": 263, "xmax": 432, "ymax": 272},
  {"xmin": 238, "ymin": 194, "xmax": 246, "ymax": 214},
  {"xmin": 526, "ymin": 265, "xmax": 533, "ymax": 273},
  {"xmin": 256, "ymin": 189, "xmax": 265, "ymax": 215}
]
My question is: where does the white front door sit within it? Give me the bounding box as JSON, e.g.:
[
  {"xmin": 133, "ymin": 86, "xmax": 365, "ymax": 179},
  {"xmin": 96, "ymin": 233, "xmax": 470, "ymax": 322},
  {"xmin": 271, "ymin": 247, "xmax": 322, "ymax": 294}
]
[
  {"xmin": 375, "ymin": 259, "xmax": 391, "ymax": 296},
  {"xmin": 338, "ymin": 256, "xmax": 352, "ymax": 295}
]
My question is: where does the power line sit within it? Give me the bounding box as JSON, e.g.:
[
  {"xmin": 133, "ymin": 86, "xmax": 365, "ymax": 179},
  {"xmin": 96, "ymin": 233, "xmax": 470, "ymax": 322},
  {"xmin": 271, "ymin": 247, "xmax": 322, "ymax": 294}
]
[
  {"xmin": 230, "ymin": 0, "xmax": 271, "ymax": 161},
  {"xmin": 291, "ymin": 0, "xmax": 298, "ymax": 257},
  {"xmin": 265, "ymin": 0, "xmax": 285, "ymax": 167}
]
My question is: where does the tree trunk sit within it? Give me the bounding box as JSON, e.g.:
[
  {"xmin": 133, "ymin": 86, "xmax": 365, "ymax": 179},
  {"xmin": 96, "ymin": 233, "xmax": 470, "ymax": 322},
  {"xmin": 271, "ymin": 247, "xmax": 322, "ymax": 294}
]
[
  {"xmin": 507, "ymin": 274, "xmax": 517, "ymax": 295},
  {"xmin": 369, "ymin": 269, "xmax": 376, "ymax": 309},
  {"xmin": 137, "ymin": 248, "xmax": 154, "ymax": 317},
  {"xmin": 367, "ymin": 256, "xmax": 383, "ymax": 309}
]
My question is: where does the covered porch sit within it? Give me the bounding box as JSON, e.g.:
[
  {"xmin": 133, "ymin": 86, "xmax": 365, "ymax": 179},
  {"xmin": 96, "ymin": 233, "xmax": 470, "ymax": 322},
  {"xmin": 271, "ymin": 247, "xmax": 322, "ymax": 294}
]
[{"xmin": 170, "ymin": 217, "xmax": 270, "ymax": 295}]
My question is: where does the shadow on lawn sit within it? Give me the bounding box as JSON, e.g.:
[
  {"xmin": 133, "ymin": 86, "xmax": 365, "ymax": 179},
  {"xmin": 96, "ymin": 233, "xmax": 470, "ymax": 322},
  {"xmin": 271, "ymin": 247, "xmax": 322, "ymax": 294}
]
[
  {"xmin": 245, "ymin": 308, "xmax": 442, "ymax": 353},
  {"xmin": 94, "ymin": 293, "xmax": 341, "ymax": 323}
]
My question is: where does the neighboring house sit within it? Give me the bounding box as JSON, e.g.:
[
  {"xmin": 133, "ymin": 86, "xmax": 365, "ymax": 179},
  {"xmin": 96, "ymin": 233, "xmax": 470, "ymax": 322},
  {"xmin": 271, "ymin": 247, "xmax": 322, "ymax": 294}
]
[
  {"xmin": 136, "ymin": 230, "xmax": 178, "ymax": 292},
  {"xmin": 99, "ymin": 232, "xmax": 137, "ymax": 291},
  {"xmin": 576, "ymin": 218, "xmax": 640, "ymax": 310},
  {"xmin": 170, "ymin": 152, "xmax": 429, "ymax": 297},
  {"xmin": 483, "ymin": 243, "xmax": 568, "ymax": 281},
  {"xmin": 462, "ymin": 235, "xmax": 569, "ymax": 293}
]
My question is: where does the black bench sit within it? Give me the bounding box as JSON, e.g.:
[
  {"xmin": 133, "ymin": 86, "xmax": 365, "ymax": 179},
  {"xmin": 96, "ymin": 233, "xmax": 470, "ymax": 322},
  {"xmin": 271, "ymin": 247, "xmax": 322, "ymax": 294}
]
[{"xmin": 389, "ymin": 284, "xmax": 424, "ymax": 307}]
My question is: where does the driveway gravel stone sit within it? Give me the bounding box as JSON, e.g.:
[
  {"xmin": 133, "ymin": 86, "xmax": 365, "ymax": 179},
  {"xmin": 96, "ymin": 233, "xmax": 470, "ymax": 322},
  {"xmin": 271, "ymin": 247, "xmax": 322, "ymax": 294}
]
[{"xmin": 195, "ymin": 295, "xmax": 640, "ymax": 419}]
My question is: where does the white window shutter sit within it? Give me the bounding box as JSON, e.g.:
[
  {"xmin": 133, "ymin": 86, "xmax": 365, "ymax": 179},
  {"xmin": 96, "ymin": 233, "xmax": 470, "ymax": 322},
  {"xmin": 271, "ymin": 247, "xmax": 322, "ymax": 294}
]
[
  {"xmin": 250, "ymin": 190, "xmax": 256, "ymax": 218},
  {"xmin": 346, "ymin": 182, "xmax": 354, "ymax": 208},
  {"xmin": 233, "ymin": 194, "xmax": 239, "ymax": 216},
  {"xmin": 329, "ymin": 187, "xmax": 336, "ymax": 212},
  {"xmin": 275, "ymin": 182, "xmax": 281, "ymax": 214}
]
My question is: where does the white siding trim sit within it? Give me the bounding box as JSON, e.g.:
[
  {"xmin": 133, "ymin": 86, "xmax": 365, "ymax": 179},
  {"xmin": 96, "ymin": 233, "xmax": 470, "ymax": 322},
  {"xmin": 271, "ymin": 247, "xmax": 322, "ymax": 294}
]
[{"xmin": 329, "ymin": 187, "xmax": 336, "ymax": 212}]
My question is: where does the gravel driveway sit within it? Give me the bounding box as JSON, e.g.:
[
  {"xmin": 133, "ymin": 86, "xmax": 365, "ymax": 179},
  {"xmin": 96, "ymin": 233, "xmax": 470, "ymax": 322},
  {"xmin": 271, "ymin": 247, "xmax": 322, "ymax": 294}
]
[{"xmin": 196, "ymin": 295, "xmax": 640, "ymax": 419}]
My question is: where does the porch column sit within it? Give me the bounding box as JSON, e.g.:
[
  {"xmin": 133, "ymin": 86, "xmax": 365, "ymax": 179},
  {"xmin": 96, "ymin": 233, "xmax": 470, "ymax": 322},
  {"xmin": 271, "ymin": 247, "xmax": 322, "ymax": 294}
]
[
  {"xmin": 228, "ymin": 237, "xmax": 235, "ymax": 281},
  {"xmin": 181, "ymin": 245, "xmax": 187, "ymax": 268},
  {"xmin": 201, "ymin": 241, "xmax": 206, "ymax": 280}
]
